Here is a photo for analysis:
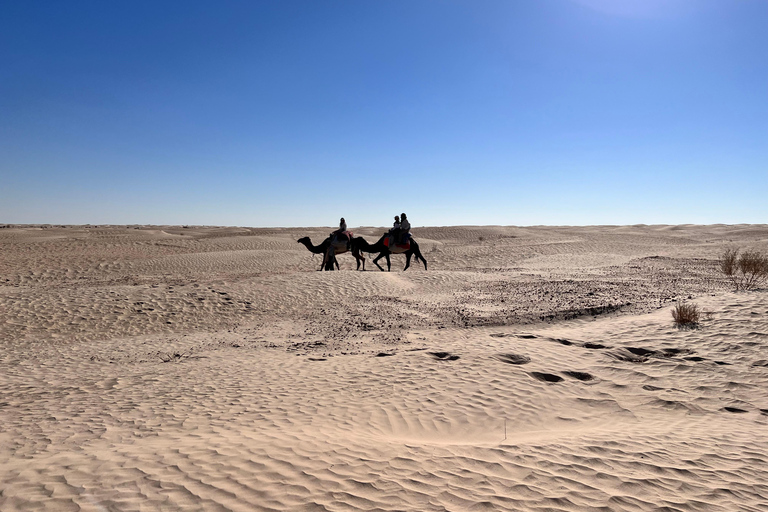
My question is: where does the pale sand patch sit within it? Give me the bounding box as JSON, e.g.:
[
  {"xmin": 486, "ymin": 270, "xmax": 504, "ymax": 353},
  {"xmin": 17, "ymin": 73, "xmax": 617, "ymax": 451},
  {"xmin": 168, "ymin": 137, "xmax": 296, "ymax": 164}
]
[{"xmin": 1, "ymin": 225, "xmax": 768, "ymax": 510}]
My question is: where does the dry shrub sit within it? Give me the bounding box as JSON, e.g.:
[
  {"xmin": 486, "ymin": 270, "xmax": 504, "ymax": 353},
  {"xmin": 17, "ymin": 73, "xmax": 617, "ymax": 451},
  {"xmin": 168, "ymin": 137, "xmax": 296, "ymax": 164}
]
[
  {"xmin": 672, "ymin": 302, "xmax": 700, "ymax": 328},
  {"xmin": 720, "ymin": 248, "xmax": 768, "ymax": 291},
  {"xmin": 159, "ymin": 351, "xmax": 189, "ymax": 363},
  {"xmin": 720, "ymin": 247, "xmax": 738, "ymax": 277}
]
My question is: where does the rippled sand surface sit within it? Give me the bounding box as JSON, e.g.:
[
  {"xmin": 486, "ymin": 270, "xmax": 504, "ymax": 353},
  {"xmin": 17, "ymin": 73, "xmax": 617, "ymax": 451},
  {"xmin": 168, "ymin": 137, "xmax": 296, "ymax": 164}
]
[{"xmin": 2, "ymin": 224, "xmax": 768, "ymax": 511}]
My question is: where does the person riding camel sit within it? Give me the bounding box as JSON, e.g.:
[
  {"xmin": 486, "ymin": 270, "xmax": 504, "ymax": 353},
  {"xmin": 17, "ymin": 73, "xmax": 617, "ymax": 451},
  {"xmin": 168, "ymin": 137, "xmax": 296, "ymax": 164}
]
[
  {"xmin": 399, "ymin": 213, "xmax": 411, "ymax": 244},
  {"xmin": 388, "ymin": 215, "xmax": 401, "ymax": 245},
  {"xmin": 389, "ymin": 216, "xmax": 400, "ymax": 234},
  {"xmin": 331, "ymin": 217, "xmax": 349, "ymax": 249}
]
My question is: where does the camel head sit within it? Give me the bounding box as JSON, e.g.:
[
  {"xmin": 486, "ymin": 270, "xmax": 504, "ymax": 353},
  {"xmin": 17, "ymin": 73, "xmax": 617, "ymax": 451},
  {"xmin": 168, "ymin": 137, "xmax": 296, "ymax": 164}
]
[{"xmin": 297, "ymin": 237, "xmax": 310, "ymax": 244}]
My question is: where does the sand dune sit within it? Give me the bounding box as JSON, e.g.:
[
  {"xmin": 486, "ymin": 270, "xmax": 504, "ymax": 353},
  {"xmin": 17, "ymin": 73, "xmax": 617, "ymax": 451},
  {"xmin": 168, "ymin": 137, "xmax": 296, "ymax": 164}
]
[{"xmin": 2, "ymin": 224, "xmax": 768, "ymax": 510}]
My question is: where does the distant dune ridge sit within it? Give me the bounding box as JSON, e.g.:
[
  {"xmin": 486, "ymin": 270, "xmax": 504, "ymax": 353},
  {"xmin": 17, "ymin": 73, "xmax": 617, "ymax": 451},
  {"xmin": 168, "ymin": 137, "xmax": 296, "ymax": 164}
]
[{"xmin": 1, "ymin": 224, "xmax": 768, "ymax": 511}]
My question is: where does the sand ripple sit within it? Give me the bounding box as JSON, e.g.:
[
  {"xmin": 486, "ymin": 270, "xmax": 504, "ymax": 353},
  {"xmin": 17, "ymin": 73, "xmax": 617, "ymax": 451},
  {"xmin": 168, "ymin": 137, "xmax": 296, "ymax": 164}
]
[{"xmin": 2, "ymin": 225, "xmax": 768, "ymax": 510}]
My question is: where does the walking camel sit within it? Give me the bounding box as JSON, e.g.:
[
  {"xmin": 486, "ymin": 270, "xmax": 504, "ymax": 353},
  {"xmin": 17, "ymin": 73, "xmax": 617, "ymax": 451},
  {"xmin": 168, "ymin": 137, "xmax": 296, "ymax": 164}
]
[
  {"xmin": 297, "ymin": 236, "xmax": 366, "ymax": 271},
  {"xmin": 356, "ymin": 234, "xmax": 428, "ymax": 272}
]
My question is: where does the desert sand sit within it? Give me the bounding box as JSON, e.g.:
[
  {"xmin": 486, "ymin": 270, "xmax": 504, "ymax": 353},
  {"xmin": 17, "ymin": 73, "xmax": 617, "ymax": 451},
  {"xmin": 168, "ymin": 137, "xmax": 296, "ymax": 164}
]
[{"xmin": 1, "ymin": 223, "xmax": 768, "ymax": 511}]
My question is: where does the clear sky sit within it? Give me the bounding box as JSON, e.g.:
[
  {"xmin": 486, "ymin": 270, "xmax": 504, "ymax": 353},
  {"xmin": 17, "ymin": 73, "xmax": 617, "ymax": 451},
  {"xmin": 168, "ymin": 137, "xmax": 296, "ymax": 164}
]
[{"xmin": 1, "ymin": 0, "xmax": 766, "ymax": 227}]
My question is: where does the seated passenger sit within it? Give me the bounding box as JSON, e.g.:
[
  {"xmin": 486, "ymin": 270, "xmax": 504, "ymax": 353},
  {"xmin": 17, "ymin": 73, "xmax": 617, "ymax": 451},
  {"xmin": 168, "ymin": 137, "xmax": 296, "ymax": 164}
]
[
  {"xmin": 388, "ymin": 215, "xmax": 400, "ymax": 242},
  {"xmin": 390, "ymin": 215, "xmax": 400, "ymax": 233},
  {"xmin": 331, "ymin": 218, "xmax": 348, "ymax": 246},
  {"xmin": 399, "ymin": 213, "xmax": 411, "ymax": 244}
]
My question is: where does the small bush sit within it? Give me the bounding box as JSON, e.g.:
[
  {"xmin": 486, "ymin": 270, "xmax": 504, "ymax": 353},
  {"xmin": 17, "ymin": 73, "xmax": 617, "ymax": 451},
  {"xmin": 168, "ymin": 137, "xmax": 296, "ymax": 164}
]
[
  {"xmin": 159, "ymin": 351, "xmax": 188, "ymax": 363},
  {"xmin": 720, "ymin": 247, "xmax": 768, "ymax": 291},
  {"xmin": 672, "ymin": 302, "xmax": 700, "ymax": 328},
  {"xmin": 720, "ymin": 248, "xmax": 738, "ymax": 278}
]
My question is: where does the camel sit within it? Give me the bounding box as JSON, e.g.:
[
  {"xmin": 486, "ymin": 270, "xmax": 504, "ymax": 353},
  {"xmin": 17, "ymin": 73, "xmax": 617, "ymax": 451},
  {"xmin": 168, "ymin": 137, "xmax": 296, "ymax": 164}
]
[
  {"xmin": 297, "ymin": 236, "xmax": 366, "ymax": 271},
  {"xmin": 356, "ymin": 234, "xmax": 428, "ymax": 272}
]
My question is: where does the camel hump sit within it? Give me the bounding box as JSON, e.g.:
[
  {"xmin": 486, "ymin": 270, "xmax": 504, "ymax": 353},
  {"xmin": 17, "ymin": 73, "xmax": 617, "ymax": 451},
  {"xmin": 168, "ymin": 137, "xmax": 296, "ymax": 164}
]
[
  {"xmin": 335, "ymin": 231, "xmax": 353, "ymax": 242},
  {"xmin": 384, "ymin": 236, "xmax": 411, "ymax": 250},
  {"xmin": 330, "ymin": 232, "xmax": 352, "ymax": 251}
]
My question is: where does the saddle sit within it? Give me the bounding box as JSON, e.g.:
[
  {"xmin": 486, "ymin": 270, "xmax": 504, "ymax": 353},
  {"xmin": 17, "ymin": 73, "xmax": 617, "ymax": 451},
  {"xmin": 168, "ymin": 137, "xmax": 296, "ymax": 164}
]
[
  {"xmin": 384, "ymin": 236, "xmax": 410, "ymax": 249},
  {"xmin": 333, "ymin": 231, "xmax": 353, "ymax": 243}
]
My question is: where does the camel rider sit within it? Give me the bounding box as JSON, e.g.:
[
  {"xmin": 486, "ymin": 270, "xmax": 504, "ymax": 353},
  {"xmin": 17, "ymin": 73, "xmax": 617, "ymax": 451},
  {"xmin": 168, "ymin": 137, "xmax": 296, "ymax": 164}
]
[
  {"xmin": 390, "ymin": 216, "xmax": 400, "ymax": 234},
  {"xmin": 388, "ymin": 215, "xmax": 401, "ymax": 245},
  {"xmin": 331, "ymin": 218, "xmax": 350, "ymax": 248},
  {"xmin": 399, "ymin": 213, "xmax": 411, "ymax": 244}
]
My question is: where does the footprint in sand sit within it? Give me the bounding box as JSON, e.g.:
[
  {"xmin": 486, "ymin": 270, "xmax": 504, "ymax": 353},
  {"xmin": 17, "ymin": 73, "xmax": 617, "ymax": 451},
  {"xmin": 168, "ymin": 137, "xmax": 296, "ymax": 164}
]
[
  {"xmin": 530, "ymin": 372, "xmax": 564, "ymax": 383},
  {"xmin": 493, "ymin": 353, "xmax": 531, "ymax": 365},
  {"xmin": 607, "ymin": 349, "xmax": 648, "ymax": 363},
  {"xmin": 608, "ymin": 346, "xmax": 695, "ymax": 364},
  {"xmin": 723, "ymin": 406, "xmax": 748, "ymax": 413},
  {"xmin": 429, "ymin": 352, "xmax": 459, "ymax": 361},
  {"xmin": 562, "ymin": 370, "xmax": 594, "ymax": 381},
  {"xmin": 626, "ymin": 347, "xmax": 656, "ymax": 357},
  {"xmin": 660, "ymin": 348, "xmax": 690, "ymax": 357}
]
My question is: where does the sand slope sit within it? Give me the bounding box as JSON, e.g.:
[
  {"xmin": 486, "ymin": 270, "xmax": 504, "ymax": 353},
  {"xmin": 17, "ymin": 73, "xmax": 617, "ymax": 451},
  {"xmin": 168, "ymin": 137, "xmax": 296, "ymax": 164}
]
[{"xmin": 1, "ymin": 224, "xmax": 768, "ymax": 510}]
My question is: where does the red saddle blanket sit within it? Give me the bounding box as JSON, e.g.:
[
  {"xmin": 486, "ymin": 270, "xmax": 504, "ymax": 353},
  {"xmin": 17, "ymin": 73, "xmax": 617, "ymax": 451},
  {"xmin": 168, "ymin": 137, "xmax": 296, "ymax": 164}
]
[{"xmin": 384, "ymin": 237, "xmax": 410, "ymax": 249}]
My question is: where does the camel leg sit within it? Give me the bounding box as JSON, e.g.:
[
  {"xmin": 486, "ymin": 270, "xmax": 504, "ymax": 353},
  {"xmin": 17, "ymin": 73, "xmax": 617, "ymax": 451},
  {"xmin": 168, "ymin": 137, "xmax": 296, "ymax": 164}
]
[
  {"xmin": 386, "ymin": 254, "xmax": 391, "ymax": 271},
  {"xmin": 415, "ymin": 249, "xmax": 427, "ymax": 270},
  {"xmin": 372, "ymin": 253, "xmax": 386, "ymax": 272},
  {"xmin": 354, "ymin": 250, "xmax": 365, "ymax": 271},
  {"xmin": 404, "ymin": 253, "xmax": 412, "ymax": 271},
  {"xmin": 324, "ymin": 246, "xmax": 336, "ymax": 271}
]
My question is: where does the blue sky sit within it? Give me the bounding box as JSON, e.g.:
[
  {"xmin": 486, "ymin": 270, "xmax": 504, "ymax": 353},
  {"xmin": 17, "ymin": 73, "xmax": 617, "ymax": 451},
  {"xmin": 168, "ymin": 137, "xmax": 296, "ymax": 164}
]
[{"xmin": 1, "ymin": 0, "xmax": 766, "ymax": 227}]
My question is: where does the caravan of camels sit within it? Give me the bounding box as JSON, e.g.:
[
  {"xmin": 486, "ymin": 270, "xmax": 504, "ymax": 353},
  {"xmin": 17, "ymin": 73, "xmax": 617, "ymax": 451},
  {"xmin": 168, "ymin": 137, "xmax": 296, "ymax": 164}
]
[{"xmin": 297, "ymin": 214, "xmax": 428, "ymax": 272}]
